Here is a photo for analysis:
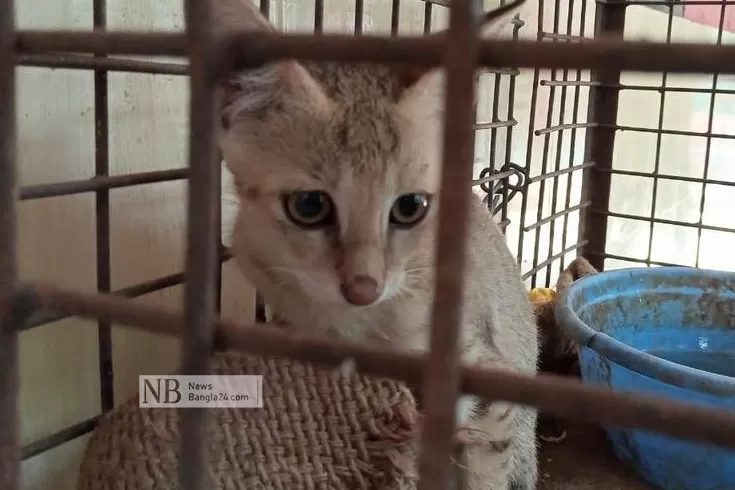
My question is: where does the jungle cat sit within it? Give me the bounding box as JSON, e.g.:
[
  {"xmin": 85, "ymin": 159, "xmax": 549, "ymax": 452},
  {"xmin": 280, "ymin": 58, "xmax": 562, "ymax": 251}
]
[{"xmin": 210, "ymin": 1, "xmax": 539, "ymax": 488}]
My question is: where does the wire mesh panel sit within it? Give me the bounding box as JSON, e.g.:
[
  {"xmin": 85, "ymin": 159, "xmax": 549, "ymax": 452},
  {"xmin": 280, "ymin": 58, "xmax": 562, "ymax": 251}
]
[
  {"xmin": 514, "ymin": 0, "xmax": 595, "ymax": 288},
  {"xmin": 4, "ymin": 0, "xmax": 735, "ymax": 489},
  {"xmin": 586, "ymin": 0, "xmax": 735, "ymax": 274}
]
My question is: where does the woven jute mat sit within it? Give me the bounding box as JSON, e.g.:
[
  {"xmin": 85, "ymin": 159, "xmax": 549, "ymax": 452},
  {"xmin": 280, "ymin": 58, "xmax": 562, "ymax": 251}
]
[{"xmin": 77, "ymin": 350, "xmax": 421, "ymax": 490}]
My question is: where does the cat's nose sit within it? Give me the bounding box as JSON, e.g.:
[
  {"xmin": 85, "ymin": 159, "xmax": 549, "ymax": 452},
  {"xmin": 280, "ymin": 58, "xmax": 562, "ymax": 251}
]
[{"xmin": 340, "ymin": 275, "xmax": 381, "ymax": 306}]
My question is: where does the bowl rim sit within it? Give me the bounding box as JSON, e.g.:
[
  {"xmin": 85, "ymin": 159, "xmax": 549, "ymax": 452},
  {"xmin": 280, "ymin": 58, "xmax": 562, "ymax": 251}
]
[{"xmin": 555, "ymin": 266, "xmax": 735, "ymax": 398}]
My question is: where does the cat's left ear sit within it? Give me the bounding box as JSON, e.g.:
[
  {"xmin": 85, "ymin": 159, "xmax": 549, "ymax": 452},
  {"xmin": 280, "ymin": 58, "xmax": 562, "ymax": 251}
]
[{"xmin": 392, "ymin": 0, "xmax": 527, "ymax": 92}]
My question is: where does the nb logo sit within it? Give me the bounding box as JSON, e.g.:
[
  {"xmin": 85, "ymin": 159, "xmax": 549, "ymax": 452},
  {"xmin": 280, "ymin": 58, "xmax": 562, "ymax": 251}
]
[{"xmin": 141, "ymin": 378, "xmax": 182, "ymax": 404}]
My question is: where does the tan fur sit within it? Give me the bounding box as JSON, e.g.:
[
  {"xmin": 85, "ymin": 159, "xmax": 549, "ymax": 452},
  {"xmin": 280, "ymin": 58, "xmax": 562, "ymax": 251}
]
[{"xmin": 211, "ymin": 1, "xmax": 539, "ymax": 488}]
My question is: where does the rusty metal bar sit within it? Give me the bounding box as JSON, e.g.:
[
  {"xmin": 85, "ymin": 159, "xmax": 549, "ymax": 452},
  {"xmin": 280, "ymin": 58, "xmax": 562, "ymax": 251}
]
[
  {"xmin": 19, "ymin": 282, "xmax": 735, "ymax": 451},
  {"xmin": 13, "ymin": 31, "xmax": 735, "ymax": 74},
  {"xmin": 93, "ymin": 0, "xmax": 114, "ymax": 415},
  {"xmin": 0, "ymin": 0, "xmax": 18, "ymax": 485},
  {"xmin": 18, "ymin": 53, "xmax": 188, "ymax": 75},
  {"xmin": 21, "ymin": 245, "xmax": 230, "ymax": 331},
  {"xmin": 180, "ymin": 1, "xmax": 219, "ymax": 489},
  {"xmin": 578, "ymin": 0, "xmax": 626, "ymax": 271},
  {"xmin": 19, "ymin": 168, "xmax": 188, "ymax": 200},
  {"xmin": 417, "ymin": 0, "xmax": 478, "ymax": 487},
  {"xmin": 22, "ymin": 416, "xmax": 99, "ymax": 461}
]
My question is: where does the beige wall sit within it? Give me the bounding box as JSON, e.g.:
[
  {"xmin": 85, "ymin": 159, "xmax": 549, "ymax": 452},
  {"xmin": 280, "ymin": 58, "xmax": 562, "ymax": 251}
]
[{"xmin": 14, "ymin": 0, "xmax": 734, "ymax": 488}]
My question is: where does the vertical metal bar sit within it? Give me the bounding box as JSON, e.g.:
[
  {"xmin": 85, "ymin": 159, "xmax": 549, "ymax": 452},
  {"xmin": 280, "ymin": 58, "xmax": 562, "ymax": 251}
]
[
  {"xmin": 93, "ymin": 0, "xmax": 114, "ymax": 414},
  {"xmin": 544, "ymin": 0, "xmax": 572, "ymax": 286},
  {"xmin": 578, "ymin": 1, "xmax": 626, "ymax": 272},
  {"xmin": 355, "ymin": 0, "xmax": 364, "ymax": 34},
  {"xmin": 0, "ymin": 0, "xmax": 19, "ymax": 486},
  {"xmin": 530, "ymin": 0, "xmax": 555, "ymax": 288},
  {"xmin": 516, "ymin": 0, "xmax": 544, "ymax": 273},
  {"xmin": 314, "ymin": 0, "xmax": 324, "ymax": 33},
  {"xmin": 423, "ymin": 2, "xmax": 433, "ymax": 35},
  {"xmin": 391, "ymin": 0, "xmax": 401, "ymax": 35},
  {"xmin": 695, "ymin": 0, "xmax": 728, "ymax": 267},
  {"xmin": 254, "ymin": 0, "xmax": 273, "ymax": 321},
  {"xmin": 180, "ymin": 0, "xmax": 219, "ymax": 489},
  {"xmin": 255, "ymin": 292, "xmax": 267, "ymax": 323},
  {"xmin": 215, "ymin": 150, "xmax": 223, "ymax": 314},
  {"xmin": 644, "ymin": 1, "xmax": 675, "ymax": 267},
  {"xmin": 558, "ymin": 0, "xmax": 588, "ymax": 273},
  {"xmin": 418, "ymin": 0, "xmax": 478, "ymax": 488},
  {"xmin": 259, "ymin": 0, "xmax": 270, "ymax": 18},
  {"xmin": 500, "ymin": 16, "xmax": 522, "ymax": 229}
]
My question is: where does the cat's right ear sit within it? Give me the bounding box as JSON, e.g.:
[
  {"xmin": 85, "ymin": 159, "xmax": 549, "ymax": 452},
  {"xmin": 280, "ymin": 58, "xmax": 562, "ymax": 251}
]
[{"xmin": 212, "ymin": 0, "xmax": 331, "ymax": 129}]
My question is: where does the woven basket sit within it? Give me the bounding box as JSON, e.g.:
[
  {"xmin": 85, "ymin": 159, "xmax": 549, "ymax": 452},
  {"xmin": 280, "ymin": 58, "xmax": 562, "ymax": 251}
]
[{"xmin": 77, "ymin": 350, "xmax": 420, "ymax": 490}]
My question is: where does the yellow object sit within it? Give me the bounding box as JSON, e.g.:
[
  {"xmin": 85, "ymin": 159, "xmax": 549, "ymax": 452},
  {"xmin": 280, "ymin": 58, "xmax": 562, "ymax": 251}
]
[{"xmin": 528, "ymin": 287, "xmax": 557, "ymax": 305}]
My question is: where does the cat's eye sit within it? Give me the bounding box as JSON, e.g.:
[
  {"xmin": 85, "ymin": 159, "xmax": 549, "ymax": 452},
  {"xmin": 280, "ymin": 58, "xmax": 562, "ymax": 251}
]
[
  {"xmin": 282, "ymin": 191, "xmax": 335, "ymax": 228},
  {"xmin": 389, "ymin": 193, "xmax": 431, "ymax": 228}
]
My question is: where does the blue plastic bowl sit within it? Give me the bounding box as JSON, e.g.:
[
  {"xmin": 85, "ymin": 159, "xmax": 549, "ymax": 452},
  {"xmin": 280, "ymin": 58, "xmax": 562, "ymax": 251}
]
[{"xmin": 555, "ymin": 266, "xmax": 735, "ymax": 490}]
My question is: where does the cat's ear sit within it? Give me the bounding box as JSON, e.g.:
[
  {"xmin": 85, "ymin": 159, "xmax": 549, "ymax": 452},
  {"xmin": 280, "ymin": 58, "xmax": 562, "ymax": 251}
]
[
  {"xmin": 392, "ymin": 0, "xmax": 527, "ymax": 93},
  {"xmin": 212, "ymin": 0, "xmax": 330, "ymax": 128}
]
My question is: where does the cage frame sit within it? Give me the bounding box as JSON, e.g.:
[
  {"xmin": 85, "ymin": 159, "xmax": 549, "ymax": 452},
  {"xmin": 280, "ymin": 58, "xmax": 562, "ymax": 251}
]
[{"xmin": 4, "ymin": 0, "xmax": 735, "ymax": 489}]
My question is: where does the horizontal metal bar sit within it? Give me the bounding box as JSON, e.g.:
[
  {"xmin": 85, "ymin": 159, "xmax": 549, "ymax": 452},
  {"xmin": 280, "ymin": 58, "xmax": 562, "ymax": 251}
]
[
  {"xmin": 542, "ymin": 80, "xmax": 735, "ymax": 97},
  {"xmin": 529, "ymin": 162, "xmax": 595, "ymax": 183},
  {"xmin": 13, "ymin": 31, "xmax": 735, "ymax": 75},
  {"xmin": 20, "ymin": 282, "xmax": 735, "ymax": 451},
  {"xmin": 541, "ymin": 80, "xmax": 598, "ymax": 88},
  {"xmin": 535, "ymin": 122, "xmax": 595, "ymax": 136},
  {"xmin": 590, "ymin": 251, "xmax": 687, "ymax": 268},
  {"xmin": 598, "ymin": 0, "xmax": 735, "ymax": 5},
  {"xmin": 523, "ymin": 201, "xmax": 590, "ymax": 232},
  {"xmin": 610, "ymin": 124, "xmax": 735, "ymax": 140},
  {"xmin": 474, "ymin": 119, "xmax": 517, "ymax": 130},
  {"xmin": 540, "ymin": 32, "xmax": 586, "ymax": 42},
  {"xmin": 599, "ymin": 167, "xmax": 735, "ymax": 188},
  {"xmin": 22, "ymin": 416, "xmax": 99, "ymax": 460},
  {"xmin": 422, "ymin": 0, "xmax": 450, "ymax": 7},
  {"xmin": 20, "ymin": 249, "xmax": 231, "ymax": 331},
  {"xmin": 522, "ymin": 241, "xmax": 587, "ymax": 279},
  {"xmin": 18, "ymin": 53, "xmax": 187, "ymax": 75},
  {"xmin": 597, "ymin": 209, "xmax": 735, "ymax": 234},
  {"xmin": 470, "ymin": 168, "xmax": 518, "ymax": 187},
  {"xmin": 479, "ymin": 67, "xmax": 520, "ymax": 76},
  {"xmin": 19, "ymin": 168, "xmax": 187, "ymax": 200}
]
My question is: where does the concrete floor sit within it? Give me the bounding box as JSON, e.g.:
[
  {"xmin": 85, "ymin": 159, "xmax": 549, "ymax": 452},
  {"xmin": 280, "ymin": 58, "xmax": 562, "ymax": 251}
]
[{"xmin": 537, "ymin": 421, "xmax": 654, "ymax": 490}]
